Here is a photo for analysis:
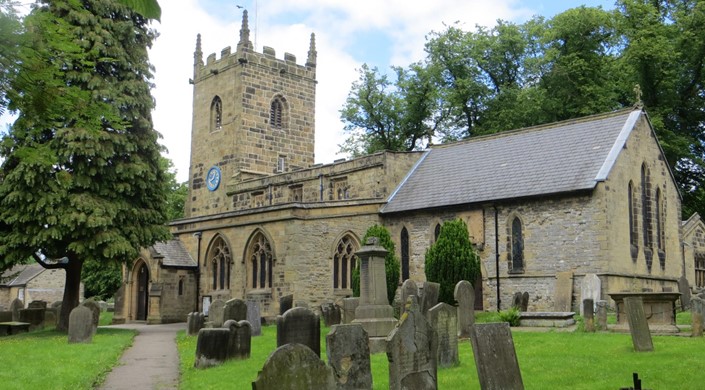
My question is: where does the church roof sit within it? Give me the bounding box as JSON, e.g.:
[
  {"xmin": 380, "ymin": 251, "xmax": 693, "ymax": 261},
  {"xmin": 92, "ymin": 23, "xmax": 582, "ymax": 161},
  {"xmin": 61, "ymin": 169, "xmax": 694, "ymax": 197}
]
[
  {"xmin": 151, "ymin": 239, "xmax": 197, "ymax": 268},
  {"xmin": 382, "ymin": 108, "xmax": 643, "ymax": 214},
  {"xmin": 0, "ymin": 263, "xmax": 45, "ymax": 287}
]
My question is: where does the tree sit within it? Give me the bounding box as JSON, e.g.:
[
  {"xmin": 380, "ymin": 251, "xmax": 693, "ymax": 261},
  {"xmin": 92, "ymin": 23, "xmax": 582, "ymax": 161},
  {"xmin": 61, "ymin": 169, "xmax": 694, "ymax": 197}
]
[
  {"xmin": 0, "ymin": 0, "xmax": 170, "ymax": 331},
  {"xmin": 117, "ymin": 0, "xmax": 160, "ymax": 20},
  {"xmin": 162, "ymin": 157, "xmax": 188, "ymax": 220},
  {"xmin": 425, "ymin": 219, "xmax": 480, "ymax": 305},
  {"xmin": 352, "ymin": 225, "xmax": 401, "ymax": 305},
  {"xmin": 0, "ymin": 0, "xmax": 22, "ymax": 116},
  {"xmin": 82, "ymin": 259, "xmax": 122, "ymax": 300}
]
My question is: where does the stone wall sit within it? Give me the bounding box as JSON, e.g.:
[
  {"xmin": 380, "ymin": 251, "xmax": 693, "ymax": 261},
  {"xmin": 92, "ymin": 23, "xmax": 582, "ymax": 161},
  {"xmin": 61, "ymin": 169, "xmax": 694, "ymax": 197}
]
[
  {"xmin": 157, "ymin": 268, "xmax": 198, "ymax": 323},
  {"xmin": 26, "ymin": 268, "xmax": 77, "ymax": 304}
]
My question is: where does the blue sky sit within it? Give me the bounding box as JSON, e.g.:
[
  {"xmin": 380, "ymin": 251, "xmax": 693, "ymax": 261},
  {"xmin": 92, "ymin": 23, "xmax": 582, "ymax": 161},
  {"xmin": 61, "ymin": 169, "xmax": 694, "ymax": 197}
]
[{"xmin": 2, "ymin": 0, "xmax": 617, "ymax": 182}]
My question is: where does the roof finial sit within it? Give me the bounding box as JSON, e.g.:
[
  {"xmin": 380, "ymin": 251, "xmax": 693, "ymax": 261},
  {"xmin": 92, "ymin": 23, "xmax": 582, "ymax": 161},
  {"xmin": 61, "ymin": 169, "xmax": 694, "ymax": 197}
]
[
  {"xmin": 238, "ymin": 10, "xmax": 253, "ymax": 51},
  {"xmin": 194, "ymin": 33, "xmax": 203, "ymax": 67},
  {"xmin": 633, "ymin": 84, "xmax": 643, "ymax": 109},
  {"xmin": 306, "ymin": 33, "xmax": 317, "ymax": 68}
]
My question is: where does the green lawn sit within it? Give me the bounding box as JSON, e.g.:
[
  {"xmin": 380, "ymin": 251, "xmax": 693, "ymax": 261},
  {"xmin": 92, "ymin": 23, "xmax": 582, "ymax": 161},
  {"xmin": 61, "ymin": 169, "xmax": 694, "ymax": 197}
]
[{"xmin": 178, "ymin": 321, "xmax": 704, "ymax": 390}]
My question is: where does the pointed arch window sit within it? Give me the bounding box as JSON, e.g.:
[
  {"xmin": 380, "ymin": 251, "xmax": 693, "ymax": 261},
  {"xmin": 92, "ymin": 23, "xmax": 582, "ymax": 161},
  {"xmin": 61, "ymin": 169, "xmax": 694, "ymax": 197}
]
[
  {"xmin": 208, "ymin": 236, "xmax": 231, "ymax": 290},
  {"xmin": 434, "ymin": 223, "xmax": 441, "ymax": 242},
  {"xmin": 628, "ymin": 181, "xmax": 638, "ymax": 260},
  {"xmin": 656, "ymin": 187, "xmax": 666, "ymax": 268},
  {"xmin": 248, "ymin": 232, "xmax": 274, "ymax": 289},
  {"xmin": 210, "ymin": 96, "xmax": 223, "ymax": 131},
  {"xmin": 641, "ymin": 164, "xmax": 653, "ymax": 269},
  {"xmin": 269, "ymin": 95, "xmax": 288, "ymax": 129},
  {"xmin": 401, "ymin": 227, "xmax": 410, "ymax": 281},
  {"xmin": 509, "ymin": 217, "xmax": 524, "ymax": 273},
  {"xmin": 333, "ymin": 235, "xmax": 358, "ymax": 290}
]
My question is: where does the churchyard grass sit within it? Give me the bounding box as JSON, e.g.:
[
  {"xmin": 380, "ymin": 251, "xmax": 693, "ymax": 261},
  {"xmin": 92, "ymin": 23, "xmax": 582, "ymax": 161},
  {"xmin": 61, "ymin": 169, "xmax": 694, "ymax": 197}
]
[
  {"xmin": 177, "ymin": 321, "xmax": 703, "ymax": 389},
  {"xmin": 0, "ymin": 327, "xmax": 135, "ymax": 389}
]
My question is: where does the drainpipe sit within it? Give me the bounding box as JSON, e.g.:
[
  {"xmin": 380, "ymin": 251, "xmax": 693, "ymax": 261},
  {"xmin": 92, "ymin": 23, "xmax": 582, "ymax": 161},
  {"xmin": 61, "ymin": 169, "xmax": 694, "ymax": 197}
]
[
  {"xmin": 194, "ymin": 232, "xmax": 202, "ymax": 312},
  {"xmin": 494, "ymin": 205, "xmax": 501, "ymax": 312}
]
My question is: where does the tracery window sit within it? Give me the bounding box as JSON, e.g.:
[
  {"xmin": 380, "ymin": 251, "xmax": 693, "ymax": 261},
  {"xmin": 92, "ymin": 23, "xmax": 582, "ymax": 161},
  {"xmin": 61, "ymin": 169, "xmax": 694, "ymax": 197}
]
[
  {"xmin": 656, "ymin": 187, "xmax": 666, "ymax": 268},
  {"xmin": 696, "ymin": 253, "xmax": 705, "ymax": 288},
  {"xmin": 210, "ymin": 96, "xmax": 222, "ymax": 131},
  {"xmin": 641, "ymin": 164, "xmax": 653, "ymax": 269},
  {"xmin": 401, "ymin": 227, "xmax": 410, "ymax": 281},
  {"xmin": 333, "ymin": 235, "xmax": 358, "ymax": 290},
  {"xmin": 208, "ymin": 236, "xmax": 231, "ymax": 290},
  {"xmin": 269, "ymin": 95, "xmax": 287, "ymax": 129},
  {"xmin": 248, "ymin": 232, "xmax": 274, "ymax": 289},
  {"xmin": 628, "ymin": 181, "xmax": 638, "ymax": 260},
  {"xmin": 509, "ymin": 217, "xmax": 524, "ymax": 272}
]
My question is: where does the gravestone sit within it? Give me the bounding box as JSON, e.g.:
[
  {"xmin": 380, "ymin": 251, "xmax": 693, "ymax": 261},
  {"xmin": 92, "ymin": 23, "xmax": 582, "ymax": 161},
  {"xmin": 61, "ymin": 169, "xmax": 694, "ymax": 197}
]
[
  {"xmin": 554, "ymin": 271, "xmax": 574, "ymax": 312},
  {"xmin": 690, "ymin": 297, "xmax": 704, "ymax": 337},
  {"xmin": 223, "ymin": 298, "xmax": 247, "ymax": 323},
  {"xmin": 0, "ymin": 311, "xmax": 12, "ymax": 322},
  {"xmin": 246, "ymin": 300, "xmax": 262, "ymax": 336},
  {"xmin": 678, "ymin": 276, "xmax": 691, "ymax": 311},
  {"xmin": 596, "ymin": 300, "xmax": 608, "ymax": 330},
  {"xmin": 326, "ymin": 324, "xmax": 372, "ymax": 390},
  {"xmin": 400, "ymin": 279, "xmax": 418, "ymax": 317},
  {"xmin": 420, "ymin": 282, "xmax": 440, "ymax": 318},
  {"xmin": 583, "ymin": 299, "xmax": 595, "ymax": 332},
  {"xmin": 295, "ymin": 300, "xmax": 309, "ymax": 309},
  {"xmin": 428, "ymin": 302, "xmax": 459, "ymax": 368},
  {"xmin": 81, "ymin": 299, "xmax": 101, "ymax": 334},
  {"xmin": 68, "ymin": 306, "xmax": 94, "ymax": 344},
  {"xmin": 342, "ymin": 298, "xmax": 359, "ymax": 324},
  {"xmin": 580, "ymin": 274, "xmax": 601, "ymax": 315},
  {"xmin": 223, "ymin": 319, "xmax": 252, "ymax": 360},
  {"xmin": 511, "ymin": 292, "xmax": 522, "ymax": 310},
  {"xmin": 252, "ymin": 343, "xmax": 336, "ymax": 389},
  {"xmin": 277, "ymin": 306, "xmax": 320, "ymax": 356},
  {"xmin": 19, "ymin": 308, "xmax": 45, "ymax": 331},
  {"xmin": 194, "ymin": 328, "xmax": 231, "ymax": 368},
  {"xmin": 209, "ymin": 299, "xmax": 226, "ymax": 327},
  {"xmin": 28, "ymin": 300, "xmax": 47, "ymax": 309},
  {"xmin": 520, "ymin": 292, "xmax": 529, "ymax": 312},
  {"xmin": 386, "ymin": 296, "xmax": 437, "ymax": 390},
  {"xmin": 624, "ymin": 297, "xmax": 654, "ymax": 352},
  {"xmin": 321, "ymin": 302, "xmax": 341, "ymax": 327},
  {"xmin": 187, "ymin": 312, "xmax": 205, "ymax": 336},
  {"xmin": 279, "ymin": 294, "xmax": 293, "ymax": 315},
  {"xmin": 113, "ymin": 285, "xmax": 125, "ymax": 321},
  {"xmin": 454, "ymin": 280, "xmax": 475, "ymax": 338},
  {"xmin": 470, "ymin": 322, "xmax": 524, "ymax": 390},
  {"xmin": 10, "ymin": 298, "xmax": 23, "ymax": 322},
  {"xmin": 44, "ymin": 310, "xmax": 56, "ymax": 329}
]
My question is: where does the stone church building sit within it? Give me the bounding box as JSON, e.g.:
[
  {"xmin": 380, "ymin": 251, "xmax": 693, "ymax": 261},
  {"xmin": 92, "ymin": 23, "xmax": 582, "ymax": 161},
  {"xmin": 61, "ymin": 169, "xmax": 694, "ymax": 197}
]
[{"xmin": 113, "ymin": 12, "xmax": 691, "ymax": 323}]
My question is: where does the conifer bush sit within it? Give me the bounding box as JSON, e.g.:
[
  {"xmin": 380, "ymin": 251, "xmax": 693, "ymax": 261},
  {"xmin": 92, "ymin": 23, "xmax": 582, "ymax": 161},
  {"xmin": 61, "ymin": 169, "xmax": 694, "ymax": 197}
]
[
  {"xmin": 425, "ymin": 219, "xmax": 480, "ymax": 304},
  {"xmin": 352, "ymin": 225, "xmax": 400, "ymax": 304}
]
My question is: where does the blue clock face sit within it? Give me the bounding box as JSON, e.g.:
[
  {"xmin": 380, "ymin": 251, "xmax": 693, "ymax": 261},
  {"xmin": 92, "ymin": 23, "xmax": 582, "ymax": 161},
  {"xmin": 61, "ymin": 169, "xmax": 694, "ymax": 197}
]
[{"xmin": 206, "ymin": 166, "xmax": 221, "ymax": 191}]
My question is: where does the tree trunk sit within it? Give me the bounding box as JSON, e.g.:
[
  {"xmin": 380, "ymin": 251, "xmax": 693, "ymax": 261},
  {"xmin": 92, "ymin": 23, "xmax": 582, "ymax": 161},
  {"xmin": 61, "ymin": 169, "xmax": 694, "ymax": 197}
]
[{"xmin": 57, "ymin": 257, "xmax": 84, "ymax": 332}]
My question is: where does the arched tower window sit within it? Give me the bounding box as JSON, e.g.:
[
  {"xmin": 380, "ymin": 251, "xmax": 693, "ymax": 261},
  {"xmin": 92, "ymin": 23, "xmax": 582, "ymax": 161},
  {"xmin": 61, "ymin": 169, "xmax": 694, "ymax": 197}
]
[
  {"xmin": 641, "ymin": 164, "xmax": 653, "ymax": 269},
  {"xmin": 628, "ymin": 181, "xmax": 638, "ymax": 260},
  {"xmin": 208, "ymin": 236, "xmax": 231, "ymax": 290},
  {"xmin": 269, "ymin": 95, "xmax": 288, "ymax": 129},
  {"xmin": 434, "ymin": 223, "xmax": 441, "ymax": 242},
  {"xmin": 401, "ymin": 227, "xmax": 410, "ymax": 281},
  {"xmin": 248, "ymin": 231, "xmax": 274, "ymax": 289},
  {"xmin": 509, "ymin": 216, "xmax": 524, "ymax": 273},
  {"xmin": 210, "ymin": 96, "xmax": 222, "ymax": 131},
  {"xmin": 333, "ymin": 234, "xmax": 358, "ymax": 290}
]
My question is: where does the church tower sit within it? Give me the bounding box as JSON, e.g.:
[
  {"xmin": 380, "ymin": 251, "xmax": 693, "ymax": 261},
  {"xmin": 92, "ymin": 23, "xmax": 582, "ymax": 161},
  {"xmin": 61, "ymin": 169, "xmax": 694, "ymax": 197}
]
[{"xmin": 186, "ymin": 11, "xmax": 317, "ymax": 217}]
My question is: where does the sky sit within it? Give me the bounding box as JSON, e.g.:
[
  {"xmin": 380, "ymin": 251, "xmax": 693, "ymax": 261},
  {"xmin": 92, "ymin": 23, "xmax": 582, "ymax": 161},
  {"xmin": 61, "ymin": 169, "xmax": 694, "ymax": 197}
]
[{"xmin": 2, "ymin": 0, "xmax": 616, "ymax": 183}]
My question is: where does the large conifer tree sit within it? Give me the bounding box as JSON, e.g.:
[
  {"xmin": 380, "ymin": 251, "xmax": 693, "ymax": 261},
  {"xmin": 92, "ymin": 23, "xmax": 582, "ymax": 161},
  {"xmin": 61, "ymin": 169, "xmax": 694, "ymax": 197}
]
[{"xmin": 0, "ymin": 0, "xmax": 170, "ymax": 331}]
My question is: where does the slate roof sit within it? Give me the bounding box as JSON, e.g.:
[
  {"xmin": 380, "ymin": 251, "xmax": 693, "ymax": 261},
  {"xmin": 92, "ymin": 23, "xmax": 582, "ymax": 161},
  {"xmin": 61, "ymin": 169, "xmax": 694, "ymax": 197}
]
[
  {"xmin": 150, "ymin": 239, "xmax": 197, "ymax": 268},
  {"xmin": 382, "ymin": 108, "xmax": 643, "ymax": 214},
  {"xmin": 0, "ymin": 263, "xmax": 45, "ymax": 287}
]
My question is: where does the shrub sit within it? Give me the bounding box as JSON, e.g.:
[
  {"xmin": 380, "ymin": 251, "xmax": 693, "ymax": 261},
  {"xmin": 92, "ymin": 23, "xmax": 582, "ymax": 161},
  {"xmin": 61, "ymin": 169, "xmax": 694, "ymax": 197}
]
[
  {"xmin": 352, "ymin": 225, "xmax": 401, "ymax": 304},
  {"xmin": 498, "ymin": 308, "xmax": 521, "ymax": 326},
  {"xmin": 424, "ymin": 219, "xmax": 480, "ymax": 304}
]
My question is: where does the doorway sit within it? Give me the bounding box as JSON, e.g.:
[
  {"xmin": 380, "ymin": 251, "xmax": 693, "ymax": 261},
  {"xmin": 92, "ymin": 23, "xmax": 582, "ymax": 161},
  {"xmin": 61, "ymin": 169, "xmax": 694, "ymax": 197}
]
[{"xmin": 136, "ymin": 263, "xmax": 149, "ymax": 320}]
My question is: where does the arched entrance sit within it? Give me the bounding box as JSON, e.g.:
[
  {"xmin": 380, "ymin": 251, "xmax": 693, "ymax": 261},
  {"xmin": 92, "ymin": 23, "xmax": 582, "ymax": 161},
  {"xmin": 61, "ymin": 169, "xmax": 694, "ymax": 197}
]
[{"xmin": 136, "ymin": 262, "xmax": 149, "ymax": 320}]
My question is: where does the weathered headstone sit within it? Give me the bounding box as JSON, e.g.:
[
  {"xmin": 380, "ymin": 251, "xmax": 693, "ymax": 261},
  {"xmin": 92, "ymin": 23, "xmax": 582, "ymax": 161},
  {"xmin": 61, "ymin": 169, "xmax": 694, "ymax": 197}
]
[
  {"xmin": 112, "ymin": 285, "xmax": 125, "ymax": 321},
  {"xmin": 0, "ymin": 311, "xmax": 13, "ymax": 322},
  {"xmin": 342, "ymin": 297, "xmax": 359, "ymax": 324},
  {"xmin": 583, "ymin": 299, "xmax": 595, "ymax": 332},
  {"xmin": 690, "ymin": 296, "xmax": 704, "ymax": 337},
  {"xmin": 223, "ymin": 319, "xmax": 252, "ymax": 360},
  {"xmin": 10, "ymin": 298, "xmax": 23, "ymax": 322},
  {"xmin": 187, "ymin": 312, "xmax": 205, "ymax": 336},
  {"xmin": 321, "ymin": 302, "xmax": 341, "ymax": 327},
  {"xmin": 624, "ymin": 297, "xmax": 654, "ymax": 352},
  {"xmin": 246, "ymin": 300, "xmax": 262, "ymax": 336},
  {"xmin": 68, "ymin": 305, "xmax": 94, "ymax": 344},
  {"xmin": 386, "ymin": 296, "xmax": 437, "ymax": 390},
  {"xmin": 596, "ymin": 300, "xmax": 608, "ymax": 331},
  {"xmin": 511, "ymin": 292, "xmax": 522, "ymax": 310},
  {"xmin": 277, "ymin": 306, "xmax": 321, "ymax": 356},
  {"xmin": 428, "ymin": 302, "xmax": 459, "ymax": 368},
  {"xmin": 44, "ymin": 310, "xmax": 57, "ymax": 329},
  {"xmin": 678, "ymin": 276, "xmax": 691, "ymax": 311},
  {"xmin": 209, "ymin": 299, "xmax": 226, "ymax": 327},
  {"xmin": 194, "ymin": 328, "xmax": 231, "ymax": 368},
  {"xmin": 580, "ymin": 274, "xmax": 601, "ymax": 315},
  {"xmin": 28, "ymin": 300, "xmax": 47, "ymax": 309},
  {"xmin": 19, "ymin": 308, "xmax": 45, "ymax": 331},
  {"xmin": 295, "ymin": 300, "xmax": 309, "ymax": 309},
  {"xmin": 470, "ymin": 322, "xmax": 524, "ymax": 390},
  {"xmin": 326, "ymin": 324, "xmax": 372, "ymax": 390},
  {"xmin": 81, "ymin": 299, "xmax": 101, "ymax": 334},
  {"xmin": 554, "ymin": 271, "xmax": 574, "ymax": 312},
  {"xmin": 400, "ymin": 279, "xmax": 418, "ymax": 317},
  {"xmin": 420, "ymin": 282, "xmax": 440, "ymax": 317},
  {"xmin": 223, "ymin": 298, "xmax": 247, "ymax": 323},
  {"xmin": 520, "ymin": 292, "xmax": 529, "ymax": 312},
  {"xmin": 252, "ymin": 343, "xmax": 336, "ymax": 389},
  {"xmin": 279, "ymin": 294, "xmax": 294, "ymax": 315},
  {"xmin": 454, "ymin": 280, "xmax": 475, "ymax": 338}
]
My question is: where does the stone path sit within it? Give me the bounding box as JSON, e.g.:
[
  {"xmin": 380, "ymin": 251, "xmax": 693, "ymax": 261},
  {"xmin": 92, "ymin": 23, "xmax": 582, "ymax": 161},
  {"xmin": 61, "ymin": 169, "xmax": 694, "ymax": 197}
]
[{"xmin": 99, "ymin": 322, "xmax": 185, "ymax": 390}]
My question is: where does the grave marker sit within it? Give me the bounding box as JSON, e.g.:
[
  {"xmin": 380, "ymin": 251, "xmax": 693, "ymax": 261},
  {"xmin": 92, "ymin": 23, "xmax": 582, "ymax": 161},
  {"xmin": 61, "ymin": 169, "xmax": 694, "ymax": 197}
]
[
  {"xmin": 19, "ymin": 308, "xmax": 45, "ymax": 331},
  {"xmin": 223, "ymin": 298, "xmax": 247, "ymax": 323},
  {"xmin": 400, "ymin": 279, "xmax": 418, "ymax": 317},
  {"xmin": 420, "ymin": 282, "xmax": 440, "ymax": 317},
  {"xmin": 81, "ymin": 299, "xmax": 100, "ymax": 334},
  {"xmin": 252, "ymin": 344, "xmax": 335, "ymax": 389},
  {"xmin": 187, "ymin": 312, "xmax": 205, "ymax": 336},
  {"xmin": 223, "ymin": 319, "xmax": 252, "ymax": 360},
  {"xmin": 554, "ymin": 271, "xmax": 574, "ymax": 312},
  {"xmin": 10, "ymin": 298, "xmax": 23, "ymax": 322},
  {"xmin": 690, "ymin": 297, "xmax": 704, "ymax": 337},
  {"xmin": 428, "ymin": 302, "xmax": 459, "ymax": 368},
  {"xmin": 277, "ymin": 306, "xmax": 320, "ymax": 356},
  {"xmin": 624, "ymin": 297, "xmax": 654, "ymax": 352},
  {"xmin": 454, "ymin": 280, "xmax": 475, "ymax": 338},
  {"xmin": 470, "ymin": 322, "xmax": 524, "ymax": 390},
  {"xmin": 583, "ymin": 299, "xmax": 595, "ymax": 332},
  {"xmin": 520, "ymin": 292, "xmax": 529, "ymax": 312},
  {"xmin": 321, "ymin": 302, "xmax": 341, "ymax": 327},
  {"xmin": 326, "ymin": 324, "xmax": 372, "ymax": 390},
  {"xmin": 194, "ymin": 328, "xmax": 231, "ymax": 368},
  {"xmin": 678, "ymin": 276, "xmax": 691, "ymax": 311},
  {"xmin": 68, "ymin": 306, "xmax": 93, "ymax": 344},
  {"xmin": 581, "ymin": 274, "xmax": 601, "ymax": 315},
  {"xmin": 596, "ymin": 300, "xmax": 608, "ymax": 330},
  {"xmin": 342, "ymin": 298, "xmax": 359, "ymax": 324},
  {"xmin": 512, "ymin": 292, "xmax": 522, "ymax": 310},
  {"xmin": 246, "ymin": 300, "xmax": 262, "ymax": 336},
  {"xmin": 209, "ymin": 299, "xmax": 226, "ymax": 327},
  {"xmin": 279, "ymin": 294, "xmax": 293, "ymax": 315}
]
